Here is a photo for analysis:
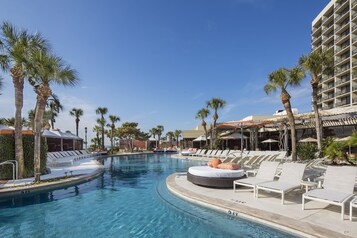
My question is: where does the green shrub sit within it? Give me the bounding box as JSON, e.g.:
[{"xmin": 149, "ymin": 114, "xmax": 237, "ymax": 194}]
[
  {"xmin": 0, "ymin": 134, "xmax": 47, "ymax": 179},
  {"xmin": 297, "ymin": 143, "xmax": 318, "ymax": 160}
]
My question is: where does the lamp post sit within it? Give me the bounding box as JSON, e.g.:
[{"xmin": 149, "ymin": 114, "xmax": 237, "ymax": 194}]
[{"xmin": 85, "ymin": 127, "xmax": 88, "ymax": 149}]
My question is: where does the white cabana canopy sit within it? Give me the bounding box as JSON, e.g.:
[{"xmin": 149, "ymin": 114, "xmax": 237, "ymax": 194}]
[
  {"xmin": 193, "ymin": 135, "xmax": 209, "ymax": 141},
  {"xmin": 261, "ymin": 139, "xmax": 279, "ymax": 143},
  {"xmin": 220, "ymin": 132, "xmax": 248, "ymax": 140},
  {"xmin": 299, "ymin": 137, "xmax": 318, "ymax": 143}
]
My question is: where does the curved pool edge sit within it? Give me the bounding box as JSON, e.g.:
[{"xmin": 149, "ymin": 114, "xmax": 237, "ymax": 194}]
[
  {"xmin": 0, "ymin": 167, "xmax": 105, "ymax": 200},
  {"xmin": 166, "ymin": 173, "xmax": 349, "ymax": 238}
]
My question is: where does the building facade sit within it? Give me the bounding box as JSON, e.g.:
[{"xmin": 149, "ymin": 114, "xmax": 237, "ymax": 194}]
[{"xmin": 312, "ymin": 0, "xmax": 357, "ymax": 110}]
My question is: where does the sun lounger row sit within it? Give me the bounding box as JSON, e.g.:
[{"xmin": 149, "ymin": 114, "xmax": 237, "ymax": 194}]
[
  {"xmin": 233, "ymin": 161, "xmax": 357, "ymax": 220},
  {"xmin": 47, "ymin": 150, "xmax": 99, "ymax": 167}
]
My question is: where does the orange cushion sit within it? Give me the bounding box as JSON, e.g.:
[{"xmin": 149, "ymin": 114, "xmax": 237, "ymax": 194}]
[
  {"xmin": 208, "ymin": 158, "xmax": 222, "ymax": 168},
  {"xmin": 217, "ymin": 163, "xmax": 240, "ymax": 170}
]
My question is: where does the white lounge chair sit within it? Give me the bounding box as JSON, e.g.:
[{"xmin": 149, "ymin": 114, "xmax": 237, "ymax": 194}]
[
  {"xmin": 302, "ymin": 166, "xmax": 357, "ymax": 220},
  {"xmin": 233, "ymin": 161, "xmax": 280, "ymax": 197},
  {"xmin": 256, "ymin": 163, "xmax": 306, "ymax": 204}
]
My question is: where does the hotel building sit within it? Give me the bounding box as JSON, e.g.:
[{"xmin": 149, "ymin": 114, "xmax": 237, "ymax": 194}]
[{"xmin": 312, "ymin": 0, "xmax": 357, "ymax": 109}]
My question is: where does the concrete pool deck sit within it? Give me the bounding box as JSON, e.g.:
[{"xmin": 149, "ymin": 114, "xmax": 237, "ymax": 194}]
[{"xmin": 168, "ymin": 154, "xmax": 357, "ymax": 238}]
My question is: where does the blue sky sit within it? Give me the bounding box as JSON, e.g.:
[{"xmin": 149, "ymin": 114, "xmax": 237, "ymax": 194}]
[{"xmin": 0, "ymin": 0, "xmax": 329, "ymax": 142}]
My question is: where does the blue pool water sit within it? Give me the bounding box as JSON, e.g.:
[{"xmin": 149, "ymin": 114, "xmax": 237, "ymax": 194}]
[{"xmin": 0, "ymin": 154, "xmax": 297, "ymax": 237}]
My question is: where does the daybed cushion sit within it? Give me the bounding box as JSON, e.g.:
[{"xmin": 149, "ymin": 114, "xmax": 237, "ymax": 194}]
[
  {"xmin": 208, "ymin": 158, "xmax": 222, "ymax": 168},
  {"xmin": 188, "ymin": 166, "xmax": 245, "ymax": 178},
  {"xmin": 217, "ymin": 163, "xmax": 240, "ymax": 170}
]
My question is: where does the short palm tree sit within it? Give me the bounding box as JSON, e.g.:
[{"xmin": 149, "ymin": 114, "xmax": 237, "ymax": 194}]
[
  {"xmin": 206, "ymin": 98, "xmax": 226, "ymax": 148},
  {"xmin": 195, "ymin": 108, "xmax": 210, "ymax": 146},
  {"xmin": 299, "ymin": 49, "xmax": 334, "ymax": 156},
  {"xmin": 166, "ymin": 131, "xmax": 174, "ymax": 146},
  {"xmin": 96, "ymin": 107, "xmax": 108, "ymax": 150},
  {"xmin": 108, "ymin": 115, "xmax": 120, "ymax": 154},
  {"xmin": 174, "ymin": 129, "xmax": 182, "ymax": 147},
  {"xmin": 30, "ymin": 49, "xmax": 78, "ymax": 182},
  {"xmin": 93, "ymin": 125, "xmax": 101, "ymax": 151},
  {"xmin": 1, "ymin": 22, "xmax": 48, "ymax": 178},
  {"xmin": 69, "ymin": 108, "xmax": 83, "ymax": 136},
  {"xmin": 264, "ymin": 67, "xmax": 304, "ymax": 161},
  {"xmin": 149, "ymin": 127, "xmax": 159, "ymax": 148},
  {"xmin": 156, "ymin": 125, "xmax": 164, "ymax": 147},
  {"xmin": 47, "ymin": 94, "xmax": 63, "ymax": 130}
]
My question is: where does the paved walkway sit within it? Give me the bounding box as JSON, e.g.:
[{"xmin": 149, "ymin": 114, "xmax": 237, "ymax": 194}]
[{"xmin": 168, "ymin": 154, "xmax": 357, "ymax": 238}]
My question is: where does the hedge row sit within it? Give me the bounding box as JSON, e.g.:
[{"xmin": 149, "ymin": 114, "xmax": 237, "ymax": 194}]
[{"xmin": 0, "ymin": 134, "xmax": 47, "ymax": 179}]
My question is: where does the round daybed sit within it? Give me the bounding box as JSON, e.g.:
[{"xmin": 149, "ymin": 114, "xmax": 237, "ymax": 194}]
[{"xmin": 187, "ymin": 166, "xmax": 245, "ymax": 188}]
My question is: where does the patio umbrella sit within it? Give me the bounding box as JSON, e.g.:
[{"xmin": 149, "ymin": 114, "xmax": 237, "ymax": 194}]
[
  {"xmin": 299, "ymin": 137, "xmax": 318, "ymax": 143},
  {"xmin": 261, "ymin": 139, "xmax": 279, "ymax": 151}
]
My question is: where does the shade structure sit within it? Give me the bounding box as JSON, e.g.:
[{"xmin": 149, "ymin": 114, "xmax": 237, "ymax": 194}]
[
  {"xmin": 299, "ymin": 137, "xmax": 318, "ymax": 143},
  {"xmin": 261, "ymin": 138, "xmax": 278, "ymax": 151},
  {"xmin": 261, "ymin": 139, "xmax": 279, "ymax": 143},
  {"xmin": 220, "ymin": 132, "xmax": 248, "ymax": 140},
  {"xmin": 193, "ymin": 135, "xmax": 209, "ymax": 141}
]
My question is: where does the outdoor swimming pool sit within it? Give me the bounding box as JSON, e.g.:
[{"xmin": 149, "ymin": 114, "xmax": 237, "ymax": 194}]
[{"xmin": 0, "ymin": 154, "xmax": 297, "ymax": 237}]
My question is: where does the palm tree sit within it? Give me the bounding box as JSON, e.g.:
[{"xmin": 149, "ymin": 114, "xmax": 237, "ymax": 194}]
[
  {"xmin": 166, "ymin": 131, "xmax": 174, "ymax": 146},
  {"xmin": 264, "ymin": 67, "xmax": 304, "ymax": 161},
  {"xmin": 0, "ymin": 37, "xmax": 9, "ymax": 95},
  {"xmin": 156, "ymin": 125, "xmax": 164, "ymax": 148},
  {"xmin": 1, "ymin": 22, "xmax": 48, "ymax": 178},
  {"xmin": 0, "ymin": 77, "xmax": 3, "ymax": 94},
  {"xmin": 96, "ymin": 107, "xmax": 108, "ymax": 150},
  {"xmin": 299, "ymin": 49, "xmax": 334, "ymax": 156},
  {"xmin": 30, "ymin": 49, "xmax": 78, "ymax": 182},
  {"xmin": 93, "ymin": 125, "xmax": 101, "ymax": 151},
  {"xmin": 107, "ymin": 115, "xmax": 120, "ymax": 154},
  {"xmin": 195, "ymin": 108, "xmax": 210, "ymax": 146},
  {"xmin": 174, "ymin": 129, "xmax": 182, "ymax": 147},
  {"xmin": 47, "ymin": 94, "xmax": 63, "ymax": 130},
  {"xmin": 206, "ymin": 98, "xmax": 226, "ymax": 148},
  {"xmin": 69, "ymin": 108, "xmax": 83, "ymax": 136},
  {"xmin": 149, "ymin": 127, "xmax": 158, "ymax": 148}
]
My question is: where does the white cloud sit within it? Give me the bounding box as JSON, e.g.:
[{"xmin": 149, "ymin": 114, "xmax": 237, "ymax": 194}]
[{"xmin": 192, "ymin": 92, "xmax": 204, "ymax": 101}]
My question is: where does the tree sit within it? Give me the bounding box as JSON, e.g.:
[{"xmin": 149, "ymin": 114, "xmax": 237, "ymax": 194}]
[
  {"xmin": 299, "ymin": 49, "xmax": 334, "ymax": 156},
  {"xmin": 264, "ymin": 67, "xmax": 304, "ymax": 161},
  {"xmin": 173, "ymin": 129, "xmax": 182, "ymax": 147},
  {"xmin": 29, "ymin": 49, "xmax": 78, "ymax": 182},
  {"xmin": 0, "ymin": 36, "xmax": 9, "ymax": 95},
  {"xmin": 96, "ymin": 107, "xmax": 108, "ymax": 150},
  {"xmin": 92, "ymin": 125, "xmax": 101, "ymax": 151},
  {"xmin": 166, "ymin": 131, "xmax": 174, "ymax": 146},
  {"xmin": 47, "ymin": 94, "xmax": 63, "ymax": 130},
  {"xmin": 69, "ymin": 108, "xmax": 83, "ymax": 136},
  {"xmin": 195, "ymin": 108, "xmax": 210, "ymax": 146},
  {"xmin": 156, "ymin": 125, "xmax": 164, "ymax": 148},
  {"xmin": 115, "ymin": 122, "xmax": 149, "ymax": 152},
  {"xmin": 1, "ymin": 22, "xmax": 48, "ymax": 178},
  {"xmin": 107, "ymin": 115, "xmax": 120, "ymax": 154},
  {"xmin": 149, "ymin": 127, "xmax": 159, "ymax": 148},
  {"xmin": 206, "ymin": 98, "xmax": 226, "ymax": 148}
]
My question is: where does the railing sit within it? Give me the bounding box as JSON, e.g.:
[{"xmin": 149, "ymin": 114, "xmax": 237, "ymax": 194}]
[
  {"xmin": 335, "ymin": 55, "xmax": 350, "ymax": 64},
  {"xmin": 335, "ymin": 43, "xmax": 350, "ymax": 53},
  {"xmin": 336, "ymin": 77, "xmax": 350, "ymax": 85},
  {"xmin": 335, "ymin": 65, "xmax": 350, "ymax": 74},
  {"xmin": 335, "ymin": 100, "xmax": 350, "ymax": 107},
  {"xmin": 321, "ymin": 94, "xmax": 335, "ymax": 100},
  {"xmin": 335, "ymin": 21, "xmax": 349, "ymax": 32},
  {"xmin": 322, "ymin": 84, "xmax": 335, "ymax": 90}
]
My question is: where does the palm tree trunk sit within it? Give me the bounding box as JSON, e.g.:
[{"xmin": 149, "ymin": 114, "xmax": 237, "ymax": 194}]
[
  {"xmin": 75, "ymin": 118, "xmax": 79, "ymax": 136},
  {"xmin": 312, "ymin": 82, "xmax": 323, "ymax": 156},
  {"xmin": 283, "ymin": 100, "xmax": 297, "ymax": 161},
  {"xmin": 110, "ymin": 129, "xmax": 113, "ymax": 154},
  {"xmin": 51, "ymin": 119, "xmax": 55, "ymax": 130},
  {"xmin": 11, "ymin": 68, "xmax": 25, "ymax": 178},
  {"xmin": 34, "ymin": 95, "xmax": 47, "ymax": 182},
  {"xmin": 101, "ymin": 127, "xmax": 105, "ymax": 151},
  {"xmin": 203, "ymin": 127, "xmax": 208, "ymax": 147}
]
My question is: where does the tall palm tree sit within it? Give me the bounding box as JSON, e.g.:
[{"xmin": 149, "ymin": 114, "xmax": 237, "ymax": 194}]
[
  {"xmin": 107, "ymin": 115, "xmax": 120, "ymax": 154},
  {"xmin": 156, "ymin": 125, "xmax": 164, "ymax": 148},
  {"xmin": 47, "ymin": 94, "xmax": 63, "ymax": 130},
  {"xmin": 206, "ymin": 98, "xmax": 226, "ymax": 148},
  {"xmin": 149, "ymin": 127, "xmax": 158, "ymax": 148},
  {"xmin": 174, "ymin": 129, "xmax": 182, "ymax": 147},
  {"xmin": 69, "ymin": 108, "xmax": 83, "ymax": 136},
  {"xmin": 1, "ymin": 22, "xmax": 48, "ymax": 178},
  {"xmin": 96, "ymin": 107, "xmax": 108, "ymax": 150},
  {"xmin": 299, "ymin": 49, "xmax": 334, "ymax": 156},
  {"xmin": 195, "ymin": 108, "xmax": 210, "ymax": 146},
  {"xmin": 93, "ymin": 125, "xmax": 101, "ymax": 151},
  {"xmin": 264, "ymin": 67, "xmax": 304, "ymax": 161},
  {"xmin": 30, "ymin": 49, "xmax": 78, "ymax": 182}
]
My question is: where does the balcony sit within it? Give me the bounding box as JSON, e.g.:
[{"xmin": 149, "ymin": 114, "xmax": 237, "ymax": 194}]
[
  {"xmin": 335, "ymin": 21, "xmax": 350, "ymax": 34},
  {"xmin": 335, "ymin": 55, "xmax": 350, "ymax": 65},
  {"xmin": 335, "ymin": 0, "xmax": 349, "ymax": 13},
  {"xmin": 335, "ymin": 66, "xmax": 350, "ymax": 75},
  {"xmin": 321, "ymin": 94, "xmax": 335, "ymax": 101},
  {"xmin": 335, "ymin": 89, "xmax": 350, "ymax": 96},
  {"xmin": 335, "ymin": 100, "xmax": 350, "ymax": 107},
  {"xmin": 335, "ymin": 43, "xmax": 350, "ymax": 54},
  {"xmin": 352, "ymin": 84, "xmax": 357, "ymax": 91},
  {"xmin": 353, "ymin": 0, "xmax": 357, "ymax": 10},
  {"xmin": 336, "ymin": 77, "xmax": 350, "ymax": 85},
  {"xmin": 322, "ymin": 105, "xmax": 334, "ymax": 110},
  {"xmin": 322, "ymin": 83, "xmax": 335, "ymax": 91},
  {"xmin": 335, "ymin": 11, "xmax": 349, "ymax": 24}
]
